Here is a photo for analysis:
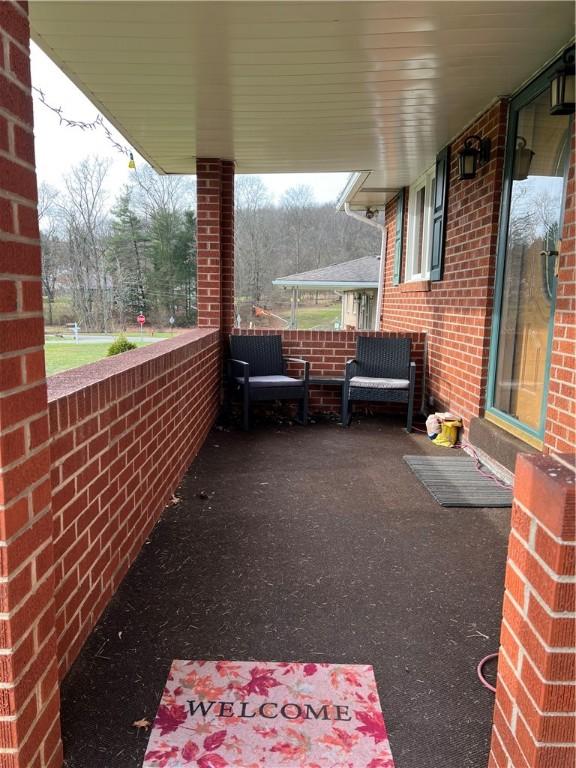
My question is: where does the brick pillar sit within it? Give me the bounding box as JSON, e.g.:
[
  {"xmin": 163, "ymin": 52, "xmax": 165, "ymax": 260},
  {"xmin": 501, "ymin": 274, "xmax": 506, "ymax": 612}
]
[
  {"xmin": 196, "ymin": 158, "xmax": 235, "ymax": 330},
  {"xmin": 489, "ymin": 454, "xmax": 575, "ymax": 768},
  {"xmin": 0, "ymin": 3, "xmax": 62, "ymax": 767}
]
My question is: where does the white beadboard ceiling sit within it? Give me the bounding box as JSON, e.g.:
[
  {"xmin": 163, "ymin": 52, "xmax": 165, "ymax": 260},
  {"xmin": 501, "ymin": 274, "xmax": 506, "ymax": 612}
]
[{"xmin": 30, "ymin": 1, "xmax": 574, "ymax": 191}]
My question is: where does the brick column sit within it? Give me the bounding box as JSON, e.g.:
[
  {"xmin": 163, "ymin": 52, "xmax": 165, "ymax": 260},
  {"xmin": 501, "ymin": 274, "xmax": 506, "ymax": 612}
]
[
  {"xmin": 196, "ymin": 158, "xmax": 235, "ymax": 331},
  {"xmin": 0, "ymin": 3, "xmax": 62, "ymax": 767},
  {"xmin": 489, "ymin": 454, "xmax": 575, "ymax": 768}
]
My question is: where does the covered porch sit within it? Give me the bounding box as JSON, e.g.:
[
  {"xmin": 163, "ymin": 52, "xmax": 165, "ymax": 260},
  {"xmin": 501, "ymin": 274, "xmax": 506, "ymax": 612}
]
[{"xmin": 58, "ymin": 418, "xmax": 509, "ymax": 768}]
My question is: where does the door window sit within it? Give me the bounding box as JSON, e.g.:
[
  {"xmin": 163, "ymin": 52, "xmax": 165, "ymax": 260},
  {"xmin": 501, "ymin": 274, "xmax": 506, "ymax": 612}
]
[{"xmin": 490, "ymin": 86, "xmax": 570, "ymax": 435}]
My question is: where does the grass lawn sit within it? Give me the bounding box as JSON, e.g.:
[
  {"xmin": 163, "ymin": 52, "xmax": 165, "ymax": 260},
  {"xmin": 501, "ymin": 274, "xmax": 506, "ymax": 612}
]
[
  {"xmin": 277, "ymin": 304, "xmax": 341, "ymax": 329},
  {"xmin": 44, "ymin": 341, "xmax": 148, "ymax": 376}
]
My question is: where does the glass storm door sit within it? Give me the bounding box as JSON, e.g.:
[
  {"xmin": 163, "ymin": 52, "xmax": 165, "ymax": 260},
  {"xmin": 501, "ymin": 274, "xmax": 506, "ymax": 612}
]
[{"xmin": 488, "ymin": 74, "xmax": 571, "ymax": 441}]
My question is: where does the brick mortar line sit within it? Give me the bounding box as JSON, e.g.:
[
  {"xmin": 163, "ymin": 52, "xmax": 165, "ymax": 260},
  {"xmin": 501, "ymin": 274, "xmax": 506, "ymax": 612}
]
[
  {"xmin": 498, "ymin": 646, "xmax": 576, "ymax": 718},
  {"xmin": 0, "ymin": 629, "xmax": 57, "ymax": 698},
  {"xmin": 0, "ymin": 232, "xmax": 40, "ymax": 248},
  {"xmin": 0, "ymin": 25, "xmax": 30, "ymax": 59},
  {"xmin": 19, "ymin": 686, "xmax": 60, "ymax": 757},
  {"xmin": 0, "ymin": 439, "xmax": 50, "ymax": 476},
  {"xmin": 0, "ymin": 147, "xmax": 36, "ymax": 174},
  {"xmin": 0, "ymin": 501, "xmax": 51, "ymax": 548},
  {"xmin": 0, "ymin": 310, "xmax": 43, "ymax": 326},
  {"xmin": 490, "ymin": 726, "xmax": 512, "ymax": 766},
  {"xmin": 494, "ymin": 700, "xmax": 533, "ymax": 766},
  {"xmin": 513, "ymin": 499, "xmax": 576, "ymax": 547},
  {"xmin": 516, "ymin": 703, "xmax": 576, "ymax": 749},
  {"xmin": 502, "ymin": 615, "xmax": 576, "ymax": 684},
  {"xmin": 0, "ymin": 344, "xmax": 45, "ymax": 362},
  {"xmin": 0, "ymin": 567, "xmax": 54, "ymax": 621},
  {"xmin": 504, "ymin": 590, "xmax": 576, "ymax": 653},
  {"xmin": 507, "ymin": 558, "xmax": 576, "ymax": 621},
  {"xmin": 0, "ymin": 59, "xmax": 32, "ymax": 97},
  {"xmin": 510, "ymin": 529, "xmax": 576, "ymax": 584},
  {"xmin": 0, "ymin": 534, "xmax": 52, "ymax": 585}
]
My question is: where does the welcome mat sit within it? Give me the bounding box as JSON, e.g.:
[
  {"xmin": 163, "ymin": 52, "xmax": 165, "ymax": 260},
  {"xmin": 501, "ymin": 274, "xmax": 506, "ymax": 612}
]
[
  {"xmin": 144, "ymin": 660, "xmax": 394, "ymax": 767},
  {"xmin": 403, "ymin": 455, "xmax": 512, "ymax": 507}
]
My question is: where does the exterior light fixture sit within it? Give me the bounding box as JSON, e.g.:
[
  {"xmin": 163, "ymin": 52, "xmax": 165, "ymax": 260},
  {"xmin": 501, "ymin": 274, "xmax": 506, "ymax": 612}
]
[
  {"xmin": 365, "ymin": 206, "xmax": 379, "ymax": 219},
  {"xmin": 550, "ymin": 47, "xmax": 575, "ymax": 115},
  {"xmin": 513, "ymin": 136, "xmax": 535, "ymax": 181},
  {"xmin": 458, "ymin": 135, "xmax": 491, "ymax": 180}
]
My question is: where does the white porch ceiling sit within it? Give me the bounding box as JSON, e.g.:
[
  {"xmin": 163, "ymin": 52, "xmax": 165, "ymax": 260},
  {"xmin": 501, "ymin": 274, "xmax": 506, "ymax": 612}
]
[{"xmin": 30, "ymin": 1, "xmax": 574, "ymax": 187}]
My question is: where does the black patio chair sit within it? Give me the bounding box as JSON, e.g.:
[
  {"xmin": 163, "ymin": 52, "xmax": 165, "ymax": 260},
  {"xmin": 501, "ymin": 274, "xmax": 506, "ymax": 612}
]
[
  {"xmin": 228, "ymin": 335, "xmax": 310, "ymax": 431},
  {"xmin": 342, "ymin": 336, "xmax": 416, "ymax": 432}
]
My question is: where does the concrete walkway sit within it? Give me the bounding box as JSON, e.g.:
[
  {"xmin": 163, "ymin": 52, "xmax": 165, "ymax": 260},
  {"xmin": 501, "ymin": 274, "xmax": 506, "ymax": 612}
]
[{"xmin": 59, "ymin": 419, "xmax": 510, "ymax": 768}]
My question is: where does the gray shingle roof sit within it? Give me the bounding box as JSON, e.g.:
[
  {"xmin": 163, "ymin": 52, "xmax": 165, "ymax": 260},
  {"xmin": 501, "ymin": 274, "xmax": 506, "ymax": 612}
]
[{"xmin": 273, "ymin": 255, "xmax": 380, "ymax": 288}]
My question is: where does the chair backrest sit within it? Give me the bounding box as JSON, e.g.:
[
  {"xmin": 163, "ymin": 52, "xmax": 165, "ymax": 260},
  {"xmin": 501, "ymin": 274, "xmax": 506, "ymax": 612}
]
[
  {"xmin": 355, "ymin": 336, "xmax": 411, "ymax": 378},
  {"xmin": 229, "ymin": 334, "xmax": 284, "ymax": 376}
]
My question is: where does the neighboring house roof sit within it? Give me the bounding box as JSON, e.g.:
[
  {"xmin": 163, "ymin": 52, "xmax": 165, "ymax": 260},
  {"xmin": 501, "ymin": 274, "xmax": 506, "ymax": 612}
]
[{"xmin": 273, "ymin": 255, "xmax": 380, "ymax": 290}]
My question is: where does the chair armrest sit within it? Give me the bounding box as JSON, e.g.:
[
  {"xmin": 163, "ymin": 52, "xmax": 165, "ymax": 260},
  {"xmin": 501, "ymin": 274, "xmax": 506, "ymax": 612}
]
[
  {"xmin": 284, "ymin": 357, "xmax": 310, "ymax": 381},
  {"xmin": 227, "ymin": 358, "xmax": 250, "ymax": 384},
  {"xmin": 345, "ymin": 358, "xmax": 358, "ymax": 382}
]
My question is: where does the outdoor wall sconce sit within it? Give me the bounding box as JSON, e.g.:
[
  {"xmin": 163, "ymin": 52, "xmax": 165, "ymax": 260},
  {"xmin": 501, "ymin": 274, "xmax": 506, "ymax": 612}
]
[
  {"xmin": 513, "ymin": 136, "xmax": 535, "ymax": 181},
  {"xmin": 550, "ymin": 47, "xmax": 575, "ymax": 116},
  {"xmin": 458, "ymin": 135, "xmax": 491, "ymax": 180}
]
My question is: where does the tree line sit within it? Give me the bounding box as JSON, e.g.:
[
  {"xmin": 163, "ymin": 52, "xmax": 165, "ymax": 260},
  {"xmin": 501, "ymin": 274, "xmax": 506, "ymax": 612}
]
[
  {"xmin": 39, "ymin": 156, "xmax": 197, "ymax": 331},
  {"xmin": 235, "ymin": 176, "xmax": 380, "ymax": 308},
  {"xmin": 39, "ymin": 157, "xmax": 381, "ymax": 330}
]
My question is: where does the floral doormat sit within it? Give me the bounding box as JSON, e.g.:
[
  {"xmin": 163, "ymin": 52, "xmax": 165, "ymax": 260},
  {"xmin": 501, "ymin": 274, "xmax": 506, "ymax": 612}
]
[{"xmin": 143, "ymin": 660, "xmax": 394, "ymax": 767}]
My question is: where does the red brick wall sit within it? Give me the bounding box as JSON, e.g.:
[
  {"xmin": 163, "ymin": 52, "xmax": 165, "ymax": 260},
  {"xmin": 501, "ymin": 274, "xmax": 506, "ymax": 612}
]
[
  {"xmin": 230, "ymin": 329, "xmax": 425, "ymax": 413},
  {"xmin": 489, "ymin": 453, "xmax": 575, "ymax": 768},
  {"xmin": 0, "ymin": 2, "xmax": 62, "ymax": 766},
  {"xmin": 544, "ymin": 120, "xmax": 576, "ymax": 454},
  {"xmin": 46, "ymin": 330, "xmax": 220, "ymax": 676},
  {"xmin": 196, "ymin": 158, "xmax": 235, "ymax": 331},
  {"xmin": 380, "ymin": 100, "xmax": 509, "ymax": 432}
]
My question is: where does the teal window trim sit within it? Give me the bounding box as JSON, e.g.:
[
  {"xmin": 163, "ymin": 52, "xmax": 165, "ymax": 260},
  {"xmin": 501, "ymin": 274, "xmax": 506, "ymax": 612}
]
[{"xmin": 485, "ymin": 54, "xmax": 572, "ymax": 441}]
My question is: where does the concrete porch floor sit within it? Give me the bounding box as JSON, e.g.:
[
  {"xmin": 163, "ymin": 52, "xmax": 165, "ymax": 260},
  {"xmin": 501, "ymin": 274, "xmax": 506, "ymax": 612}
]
[{"xmin": 59, "ymin": 418, "xmax": 510, "ymax": 768}]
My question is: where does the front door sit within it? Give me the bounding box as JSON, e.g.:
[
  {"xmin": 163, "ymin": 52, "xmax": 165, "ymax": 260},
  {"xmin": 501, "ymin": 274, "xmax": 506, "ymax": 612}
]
[{"xmin": 487, "ymin": 66, "xmax": 571, "ymax": 443}]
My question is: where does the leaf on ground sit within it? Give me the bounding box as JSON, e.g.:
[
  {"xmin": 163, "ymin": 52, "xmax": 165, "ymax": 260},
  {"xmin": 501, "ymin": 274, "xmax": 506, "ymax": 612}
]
[{"xmin": 132, "ymin": 718, "xmax": 151, "ymax": 731}]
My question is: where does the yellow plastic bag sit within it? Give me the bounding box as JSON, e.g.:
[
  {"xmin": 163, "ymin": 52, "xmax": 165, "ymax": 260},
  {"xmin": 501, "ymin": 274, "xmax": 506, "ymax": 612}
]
[{"xmin": 432, "ymin": 419, "xmax": 461, "ymax": 448}]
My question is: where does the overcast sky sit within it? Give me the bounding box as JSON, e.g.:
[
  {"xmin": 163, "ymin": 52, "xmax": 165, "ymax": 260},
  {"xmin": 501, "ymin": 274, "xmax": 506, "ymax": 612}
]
[{"xmin": 30, "ymin": 43, "xmax": 349, "ymax": 206}]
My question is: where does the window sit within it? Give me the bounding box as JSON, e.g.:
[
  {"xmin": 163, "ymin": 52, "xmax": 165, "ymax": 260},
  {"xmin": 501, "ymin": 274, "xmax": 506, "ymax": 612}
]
[{"xmin": 405, "ymin": 167, "xmax": 435, "ymax": 281}]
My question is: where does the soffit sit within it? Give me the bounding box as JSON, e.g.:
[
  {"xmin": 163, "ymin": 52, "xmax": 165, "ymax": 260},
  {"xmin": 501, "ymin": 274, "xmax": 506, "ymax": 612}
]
[{"xmin": 29, "ymin": 1, "xmax": 574, "ymax": 185}]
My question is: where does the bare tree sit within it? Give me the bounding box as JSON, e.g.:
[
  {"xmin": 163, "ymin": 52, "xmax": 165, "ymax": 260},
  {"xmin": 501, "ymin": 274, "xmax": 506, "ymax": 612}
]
[
  {"xmin": 280, "ymin": 185, "xmax": 315, "ymax": 273},
  {"xmin": 38, "ymin": 181, "xmax": 65, "ymax": 326},
  {"xmin": 60, "ymin": 156, "xmax": 113, "ymax": 331}
]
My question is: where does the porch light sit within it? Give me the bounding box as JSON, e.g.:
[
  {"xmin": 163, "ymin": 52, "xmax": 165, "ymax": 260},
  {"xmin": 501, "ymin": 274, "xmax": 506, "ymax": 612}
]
[
  {"xmin": 458, "ymin": 135, "xmax": 491, "ymax": 180},
  {"xmin": 550, "ymin": 47, "xmax": 575, "ymax": 116},
  {"xmin": 513, "ymin": 137, "xmax": 535, "ymax": 181}
]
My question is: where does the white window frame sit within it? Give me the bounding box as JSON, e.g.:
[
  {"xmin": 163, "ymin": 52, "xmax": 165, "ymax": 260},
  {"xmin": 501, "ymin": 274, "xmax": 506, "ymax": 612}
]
[{"xmin": 405, "ymin": 166, "xmax": 436, "ymax": 281}]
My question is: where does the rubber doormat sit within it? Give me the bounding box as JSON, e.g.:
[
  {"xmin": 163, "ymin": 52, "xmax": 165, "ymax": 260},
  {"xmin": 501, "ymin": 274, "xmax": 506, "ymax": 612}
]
[
  {"xmin": 144, "ymin": 660, "xmax": 394, "ymax": 767},
  {"xmin": 403, "ymin": 455, "xmax": 512, "ymax": 507}
]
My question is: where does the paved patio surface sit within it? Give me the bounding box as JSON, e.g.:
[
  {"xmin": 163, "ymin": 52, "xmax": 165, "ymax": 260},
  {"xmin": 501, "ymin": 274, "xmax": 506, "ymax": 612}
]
[{"xmin": 59, "ymin": 418, "xmax": 510, "ymax": 768}]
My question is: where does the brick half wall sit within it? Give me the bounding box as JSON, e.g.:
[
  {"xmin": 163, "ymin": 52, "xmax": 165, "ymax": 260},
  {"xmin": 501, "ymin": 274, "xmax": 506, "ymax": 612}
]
[
  {"xmin": 489, "ymin": 453, "xmax": 575, "ymax": 768},
  {"xmin": 230, "ymin": 329, "xmax": 426, "ymax": 413},
  {"xmin": 46, "ymin": 330, "xmax": 221, "ymax": 677}
]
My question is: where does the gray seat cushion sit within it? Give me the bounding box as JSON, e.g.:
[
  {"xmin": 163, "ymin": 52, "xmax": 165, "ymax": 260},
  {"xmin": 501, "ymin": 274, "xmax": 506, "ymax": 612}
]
[
  {"xmin": 350, "ymin": 376, "xmax": 409, "ymax": 390},
  {"xmin": 236, "ymin": 375, "xmax": 303, "ymax": 388}
]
